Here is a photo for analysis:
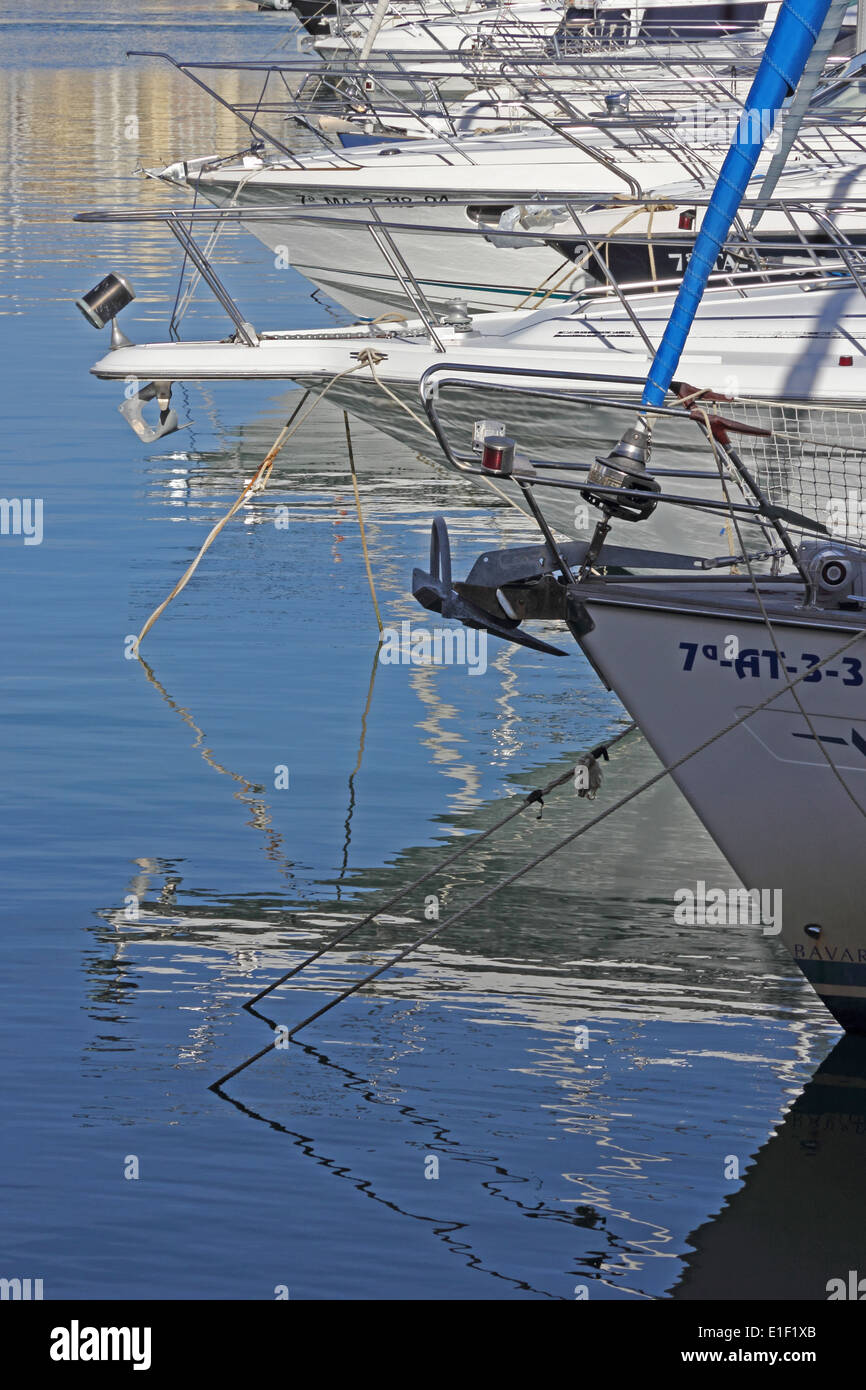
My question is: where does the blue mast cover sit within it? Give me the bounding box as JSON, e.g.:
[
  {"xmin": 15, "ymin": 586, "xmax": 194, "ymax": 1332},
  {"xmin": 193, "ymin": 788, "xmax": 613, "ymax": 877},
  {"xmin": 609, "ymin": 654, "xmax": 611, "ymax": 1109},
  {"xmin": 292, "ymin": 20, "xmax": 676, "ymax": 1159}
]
[{"xmin": 642, "ymin": 0, "xmax": 834, "ymax": 408}]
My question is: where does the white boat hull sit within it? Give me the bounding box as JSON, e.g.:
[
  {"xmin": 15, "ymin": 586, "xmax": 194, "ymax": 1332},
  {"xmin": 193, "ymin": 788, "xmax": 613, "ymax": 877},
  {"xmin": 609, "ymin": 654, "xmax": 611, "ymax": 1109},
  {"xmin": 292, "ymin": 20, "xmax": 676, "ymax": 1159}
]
[
  {"xmin": 577, "ymin": 588, "xmax": 866, "ymax": 1030},
  {"xmin": 185, "ymin": 180, "xmax": 582, "ymax": 315},
  {"xmin": 89, "ymin": 331, "xmax": 810, "ymax": 560}
]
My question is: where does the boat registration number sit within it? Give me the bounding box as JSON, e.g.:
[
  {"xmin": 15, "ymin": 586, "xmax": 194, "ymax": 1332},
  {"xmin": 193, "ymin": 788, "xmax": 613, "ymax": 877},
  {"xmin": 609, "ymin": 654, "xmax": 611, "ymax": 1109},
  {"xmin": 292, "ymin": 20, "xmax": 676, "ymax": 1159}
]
[{"xmin": 678, "ymin": 642, "xmax": 863, "ymax": 685}]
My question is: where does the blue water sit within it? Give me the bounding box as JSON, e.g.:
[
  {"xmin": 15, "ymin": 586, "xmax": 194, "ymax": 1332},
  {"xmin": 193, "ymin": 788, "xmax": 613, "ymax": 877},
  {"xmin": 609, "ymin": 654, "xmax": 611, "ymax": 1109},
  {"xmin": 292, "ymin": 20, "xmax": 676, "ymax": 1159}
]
[{"xmin": 0, "ymin": 1, "xmax": 856, "ymax": 1303}]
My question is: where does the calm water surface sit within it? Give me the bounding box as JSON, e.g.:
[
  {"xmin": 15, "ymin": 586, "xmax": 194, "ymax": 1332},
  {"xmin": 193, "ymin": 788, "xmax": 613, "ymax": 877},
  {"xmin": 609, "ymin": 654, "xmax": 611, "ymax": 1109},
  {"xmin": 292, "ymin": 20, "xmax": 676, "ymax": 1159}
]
[{"xmin": 0, "ymin": 0, "xmax": 857, "ymax": 1302}]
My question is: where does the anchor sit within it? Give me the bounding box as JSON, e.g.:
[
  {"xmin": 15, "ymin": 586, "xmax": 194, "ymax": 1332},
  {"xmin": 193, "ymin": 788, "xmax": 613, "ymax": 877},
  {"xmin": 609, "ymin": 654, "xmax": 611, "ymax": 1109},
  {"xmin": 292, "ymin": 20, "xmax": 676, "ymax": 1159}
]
[
  {"xmin": 75, "ymin": 272, "xmax": 191, "ymax": 443},
  {"xmin": 119, "ymin": 379, "xmax": 190, "ymax": 444},
  {"xmin": 411, "ymin": 515, "xmax": 570, "ymax": 656},
  {"xmin": 412, "ymin": 513, "xmax": 708, "ymax": 658}
]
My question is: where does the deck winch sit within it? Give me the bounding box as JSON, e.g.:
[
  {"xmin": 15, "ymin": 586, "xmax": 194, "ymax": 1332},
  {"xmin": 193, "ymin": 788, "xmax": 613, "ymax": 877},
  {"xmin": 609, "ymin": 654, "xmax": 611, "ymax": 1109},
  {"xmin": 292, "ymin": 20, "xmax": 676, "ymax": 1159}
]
[
  {"xmin": 439, "ymin": 298, "xmax": 473, "ymax": 331},
  {"xmin": 799, "ymin": 540, "xmax": 866, "ymax": 607},
  {"xmin": 581, "ymin": 420, "xmax": 661, "ymax": 524}
]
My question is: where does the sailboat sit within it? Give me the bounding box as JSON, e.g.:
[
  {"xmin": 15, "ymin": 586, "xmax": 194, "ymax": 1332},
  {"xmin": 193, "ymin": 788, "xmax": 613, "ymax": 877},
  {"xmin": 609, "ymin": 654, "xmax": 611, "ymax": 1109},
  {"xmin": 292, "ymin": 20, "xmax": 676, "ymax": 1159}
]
[{"xmin": 403, "ymin": 0, "xmax": 866, "ymax": 1032}]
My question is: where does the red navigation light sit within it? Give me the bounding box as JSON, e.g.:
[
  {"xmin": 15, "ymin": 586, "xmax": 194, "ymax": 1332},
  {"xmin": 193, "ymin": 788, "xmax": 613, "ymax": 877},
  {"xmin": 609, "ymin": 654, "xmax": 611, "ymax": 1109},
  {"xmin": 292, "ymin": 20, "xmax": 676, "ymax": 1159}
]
[{"xmin": 481, "ymin": 436, "xmax": 516, "ymax": 475}]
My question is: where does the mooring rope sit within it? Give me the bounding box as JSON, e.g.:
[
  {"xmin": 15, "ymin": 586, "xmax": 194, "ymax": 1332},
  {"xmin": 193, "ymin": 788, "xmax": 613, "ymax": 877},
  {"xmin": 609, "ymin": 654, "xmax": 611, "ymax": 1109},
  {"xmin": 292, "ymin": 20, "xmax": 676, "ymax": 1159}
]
[
  {"xmin": 132, "ymin": 341, "xmax": 475, "ymax": 650},
  {"xmin": 513, "ymin": 204, "xmax": 671, "ymax": 313},
  {"xmin": 242, "ymin": 723, "xmax": 635, "ymax": 1012},
  {"xmin": 212, "ymin": 624, "xmax": 865, "ymax": 1090},
  {"xmin": 133, "ymin": 362, "xmax": 372, "ymax": 650},
  {"xmin": 132, "ymin": 342, "xmax": 459, "ymax": 650},
  {"xmin": 134, "ymin": 390, "xmax": 308, "ymax": 650},
  {"xmin": 343, "ymin": 410, "xmax": 384, "ymax": 634},
  {"xmin": 357, "ymin": 347, "xmax": 436, "ymax": 435}
]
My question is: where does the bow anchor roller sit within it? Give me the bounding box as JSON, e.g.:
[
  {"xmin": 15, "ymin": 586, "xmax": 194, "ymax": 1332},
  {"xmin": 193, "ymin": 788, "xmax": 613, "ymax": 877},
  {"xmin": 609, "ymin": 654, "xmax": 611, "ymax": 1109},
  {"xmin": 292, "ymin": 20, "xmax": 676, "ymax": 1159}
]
[{"xmin": 75, "ymin": 271, "xmax": 190, "ymax": 441}]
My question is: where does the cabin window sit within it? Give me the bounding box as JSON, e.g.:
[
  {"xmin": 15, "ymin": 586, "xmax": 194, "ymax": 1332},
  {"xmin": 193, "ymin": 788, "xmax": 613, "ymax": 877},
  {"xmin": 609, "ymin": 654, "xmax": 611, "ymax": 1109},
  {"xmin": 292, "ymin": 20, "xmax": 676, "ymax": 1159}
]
[
  {"xmin": 465, "ymin": 203, "xmax": 516, "ymax": 224},
  {"xmin": 639, "ymin": 4, "xmax": 768, "ymax": 39},
  {"xmin": 561, "ymin": 3, "xmax": 769, "ymax": 45}
]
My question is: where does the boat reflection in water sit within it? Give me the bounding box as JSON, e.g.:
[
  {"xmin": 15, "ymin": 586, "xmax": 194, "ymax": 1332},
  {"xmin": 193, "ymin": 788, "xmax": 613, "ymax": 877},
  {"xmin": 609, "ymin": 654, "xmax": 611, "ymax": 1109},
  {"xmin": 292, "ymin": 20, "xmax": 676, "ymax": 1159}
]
[
  {"xmin": 90, "ymin": 670, "xmax": 848, "ymax": 1298},
  {"xmin": 674, "ymin": 1034, "xmax": 866, "ymax": 1301}
]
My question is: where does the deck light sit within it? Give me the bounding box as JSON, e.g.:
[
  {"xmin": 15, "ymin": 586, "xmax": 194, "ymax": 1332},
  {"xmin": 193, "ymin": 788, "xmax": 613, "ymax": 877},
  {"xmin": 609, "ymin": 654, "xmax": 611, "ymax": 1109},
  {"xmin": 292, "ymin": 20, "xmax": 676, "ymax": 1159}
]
[
  {"xmin": 481, "ymin": 436, "xmax": 515, "ymax": 475},
  {"xmin": 75, "ymin": 273, "xmax": 135, "ymax": 350}
]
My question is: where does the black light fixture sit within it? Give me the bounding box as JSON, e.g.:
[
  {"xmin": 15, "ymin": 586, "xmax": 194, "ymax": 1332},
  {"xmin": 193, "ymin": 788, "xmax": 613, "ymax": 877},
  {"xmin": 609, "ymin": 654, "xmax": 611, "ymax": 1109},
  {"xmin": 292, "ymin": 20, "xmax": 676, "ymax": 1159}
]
[{"xmin": 75, "ymin": 272, "xmax": 135, "ymax": 349}]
